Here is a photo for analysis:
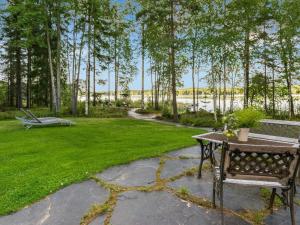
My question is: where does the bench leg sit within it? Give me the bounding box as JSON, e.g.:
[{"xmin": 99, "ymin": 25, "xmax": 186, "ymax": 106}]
[
  {"xmin": 198, "ymin": 141, "xmax": 205, "ymax": 178},
  {"xmin": 197, "ymin": 141, "xmax": 213, "ymax": 179},
  {"xmin": 269, "ymin": 188, "xmax": 276, "ymax": 213},
  {"xmin": 212, "ymin": 177, "xmax": 216, "ymax": 208},
  {"xmin": 198, "ymin": 149, "xmax": 204, "ymax": 178},
  {"xmin": 220, "ymin": 181, "xmax": 224, "ymax": 225},
  {"xmin": 209, "ymin": 142, "xmax": 215, "ymax": 168},
  {"xmin": 290, "ymin": 187, "xmax": 296, "ymax": 225}
]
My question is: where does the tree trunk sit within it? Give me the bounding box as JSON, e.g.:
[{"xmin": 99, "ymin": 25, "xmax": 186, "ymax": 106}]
[
  {"xmin": 278, "ymin": 25, "xmax": 294, "ymax": 118},
  {"xmin": 150, "ymin": 59, "xmax": 154, "ymax": 107},
  {"xmin": 26, "ymin": 48, "xmax": 32, "ymax": 108},
  {"xmin": 223, "ymin": 57, "xmax": 226, "ymax": 113},
  {"xmin": 66, "ymin": 35, "xmax": 71, "ymax": 84},
  {"xmin": 93, "ymin": 24, "xmax": 96, "ymax": 107},
  {"xmin": 264, "ymin": 59, "xmax": 267, "ymax": 112},
  {"xmin": 15, "ymin": 38, "xmax": 22, "ymax": 109},
  {"xmin": 141, "ymin": 23, "xmax": 145, "ymax": 110},
  {"xmin": 284, "ymin": 61, "xmax": 294, "ymax": 118},
  {"xmin": 263, "ymin": 25, "xmax": 267, "ymax": 112},
  {"xmin": 218, "ymin": 71, "xmax": 221, "ymax": 111},
  {"xmin": 243, "ymin": 30, "xmax": 250, "ymax": 108},
  {"xmin": 8, "ymin": 51, "xmax": 14, "ymax": 107},
  {"xmin": 211, "ymin": 55, "xmax": 217, "ymax": 122},
  {"xmin": 230, "ymin": 73, "xmax": 236, "ymax": 112},
  {"xmin": 85, "ymin": 12, "xmax": 91, "ymax": 116},
  {"xmin": 46, "ymin": 17, "xmax": 57, "ymax": 113},
  {"xmin": 196, "ymin": 62, "xmax": 200, "ymax": 111},
  {"xmin": 170, "ymin": 0, "xmax": 178, "ymax": 121},
  {"xmin": 154, "ymin": 64, "xmax": 159, "ymax": 110},
  {"xmin": 56, "ymin": 7, "xmax": 61, "ymax": 113},
  {"xmin": 71, "ymin": 7, "xmax": 78, "ymax": 115},
  {"xmin": 114, "ymin": 36, "xmax": 119, "ymax": 102},
  {"xmin": 75, "ymin": 21, "xmax": 86, "ymax": 110},
  {"xmin": 272, "ymin": 67, "xmax": 275, "ymax": 118},
  {"xmin": 192, "ymin": 42, "xmax": 196, "ymax": 112},
  {"xmin": 287, "ymin": 42, "xmax": 295, "ymax": 118},
  {"xmin": 108, "ymin": 62, "xmax": 111, "ymax": 102}
]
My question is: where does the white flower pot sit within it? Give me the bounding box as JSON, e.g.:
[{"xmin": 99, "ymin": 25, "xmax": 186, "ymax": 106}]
[{"xmin": 238, "ymin": 128, "xmax": 250, "ymax": 142}]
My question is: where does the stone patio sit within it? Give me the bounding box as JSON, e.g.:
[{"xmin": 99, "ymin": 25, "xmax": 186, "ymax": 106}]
[{"xmin": 1, "ymin": 145, "xmax": 300, "ymax": 225}]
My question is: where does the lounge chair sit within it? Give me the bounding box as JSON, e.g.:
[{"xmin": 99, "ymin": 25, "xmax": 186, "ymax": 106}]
[{"xmin": 16, "ymin": 109, "xmax": 74, "ymax": 129}]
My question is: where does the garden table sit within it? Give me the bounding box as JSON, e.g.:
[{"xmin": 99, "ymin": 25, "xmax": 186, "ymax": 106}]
[{"xmin": 193, "ymin": 132, "xmax": 298, "ymax": 179}]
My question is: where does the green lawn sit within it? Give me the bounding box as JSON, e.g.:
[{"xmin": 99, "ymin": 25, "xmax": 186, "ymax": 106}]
[{"xmin": 0, "ymin": 118, "xmax": 204, "ymax": 215}]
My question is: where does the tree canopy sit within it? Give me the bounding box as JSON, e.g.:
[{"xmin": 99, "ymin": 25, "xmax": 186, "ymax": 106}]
[{"xmin": 0, "ymin": 0, "xmax": 299, "ymax": 119}]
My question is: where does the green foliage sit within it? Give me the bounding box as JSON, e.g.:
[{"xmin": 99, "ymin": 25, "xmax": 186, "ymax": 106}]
[
  {"xmin": 0, "ymin": 106, "xmax": 128, "ymax": 121},
  {"xmin": 135, "ymin": 108, "xmax": 160, "ymax": 115},
  {"xmin": 222, "ymin": 114, "xmax": 238, "ymax": 138},
  {"xmin": 0, "ymin": 82, "xmax": 6, "ymax": 107},
  {"xmin": 0, "ymin": 108, "xmax": 56, "ymax": 120},
  {"xmin": 233, "ymin": 108, "xmax": 265, "ymax": 128},
  {"xmin": 75, "ymin": 104, "xmax": 128, "ymax": 118},
  {"xmin": 0, "ymin": 118, "xmax": 204, "ymax": 215},
  {"xmin": 161, "ymin": 107, "xmax": 173, "ymax": 119},
  {"xmin": 114, "ymin": 98, "xmax": 131, "ymax": 108},
  {"xmin": 179, "ymin": 110, "xmax": 222, "ymax": 128}
]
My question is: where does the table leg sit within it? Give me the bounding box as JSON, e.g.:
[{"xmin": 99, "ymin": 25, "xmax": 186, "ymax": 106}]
[
  {"xmin": 209, "ymin": 142, "xmax": 214, "ymax": 168},
  {"xmin": 197, "ymin": 140, "xmax": 212, "ymax": 178}
]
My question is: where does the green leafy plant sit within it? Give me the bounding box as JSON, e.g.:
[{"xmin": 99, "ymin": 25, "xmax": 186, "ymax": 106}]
[
  {"xmin": 233, "ymin": 108, "xmax": 265, "ymax": 128},
  {"xmin": 222, "ymin": 114, "xmax": 238, "ymax": 138}
]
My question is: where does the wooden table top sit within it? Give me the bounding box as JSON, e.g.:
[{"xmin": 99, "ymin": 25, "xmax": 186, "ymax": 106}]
[{"xmin": 193, "ymin": 132, "xmax": 297, "ymax": 147}]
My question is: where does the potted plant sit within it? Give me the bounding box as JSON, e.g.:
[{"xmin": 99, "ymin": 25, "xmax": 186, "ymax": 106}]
[
  {"xmin": 233, "ymin": 108, "xmax": 265, "ymax": 142},
  {"xmin": 222, "ymin": 114, "xmax": 238, "ymax": 140}
]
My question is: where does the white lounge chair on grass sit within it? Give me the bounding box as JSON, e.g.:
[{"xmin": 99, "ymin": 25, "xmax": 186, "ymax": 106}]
[{"xmin": 16, "ymin": 109, "xmax": 74, "ymax": 129}]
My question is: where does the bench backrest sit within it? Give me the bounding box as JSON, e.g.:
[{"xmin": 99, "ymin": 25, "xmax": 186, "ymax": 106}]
[
  {"xmin": 220, "ymin": 142, "xmax": 300, "ymax": 185},
  {"xmin": 20, "ymin": 108, "xmax": 42, "ymax": 123},
  {"xmin": 251, "ymin": 119, "xmax": 300, "ymax": 139}
]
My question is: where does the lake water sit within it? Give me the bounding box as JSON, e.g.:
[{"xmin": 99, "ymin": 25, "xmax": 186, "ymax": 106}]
[{"xmin": 81, "ymin": 94, "xmax": 299, "ymax": 113}]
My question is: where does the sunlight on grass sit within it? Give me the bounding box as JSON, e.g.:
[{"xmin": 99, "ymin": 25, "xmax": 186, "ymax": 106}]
[{"xmin": 0, "ymin": 118, "xmax": 204, "ymax": 215}]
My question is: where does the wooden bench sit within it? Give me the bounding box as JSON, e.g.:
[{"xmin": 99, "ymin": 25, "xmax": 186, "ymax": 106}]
[
  {"xmin": 251, "ymin": 119, "xmax": 300, "ymax": 143},
  {"xmin": 251, "ymin": 119, "xmax": 300, "ymax": 182},
  {"xmin": 213, "ymin": 142, "xmax": 300, "ymax": 225}
]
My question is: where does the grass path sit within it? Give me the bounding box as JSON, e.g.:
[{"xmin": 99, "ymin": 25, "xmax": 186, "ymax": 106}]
[{"xmin": 0, "ymin": 118, "xmax": 205, "ymax": 215}]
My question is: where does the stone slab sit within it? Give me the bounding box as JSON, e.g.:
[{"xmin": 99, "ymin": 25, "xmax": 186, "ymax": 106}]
[
  {"xmin": 0, "ymin": 180, "xmax": 109, "ymax": 225},
  {"xmin": 166, "ymin": 146, "xmax": 201, "ymax": 158},
  {"xmin": 96, "ymin": 158, "xmax": 159, "ymax": 187},
  {"xmin": 89, "ymin": 215, "xmax": 105, "ymax": 225},
  {"xmin": 110, "ymin": 191, "xmax": 250, "ymax": 225},
  {"xmin": 168, "ymin": 172, "xmax": 265, "ymax": 212},
  {"xmin": 160, "ymin": 159, "xmax": 199, "ymax": 179},
  {"xmin": 160, "ymin": 159, "xmax": 200, "ymax": 178},
  {"xmin": 264, "ymin": 205, "xmax": 300, "ymax": 225}
]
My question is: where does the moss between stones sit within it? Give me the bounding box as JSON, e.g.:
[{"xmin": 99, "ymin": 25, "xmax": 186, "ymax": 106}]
[
  {"xmin": 80, "ymin": 203, "xmax": 109, "ymax": 225},
  {"xmin": 81, "ymin": 155, "xmax": 271, "ymax": 225}
]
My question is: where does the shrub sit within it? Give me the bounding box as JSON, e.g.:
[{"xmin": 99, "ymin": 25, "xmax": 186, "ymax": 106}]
[
  {"xmin": 179, "ymin": 110, "xmax": 222, "ymax": 128},
  {"xmin": 76, "ymin": 105, "xmax": 128, "ymax": 118},
  {"xmin": 162, "ymin": 107, "xmax": 173, "ymax": 119},
  {"xmin": 0, "ymin": 108, "xmax": 55, "ymax": 120},
  {"xmin": 0, "ymin": 106, "xmax": 128, "ymax": 121},
  {"xmin": 130, "ymin": 100, "xmax": 142, "ymax": 108},
  {"xmin": 135, "ymin": 108, "xmax": 161, "ymax": 115},
  {"xmin": 115, "ymin": 98, "xmax": 130, "ymax": 108},
  {"xmin": 233, "ymin": 108, "xmax": 265, "ymax": 128}
]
